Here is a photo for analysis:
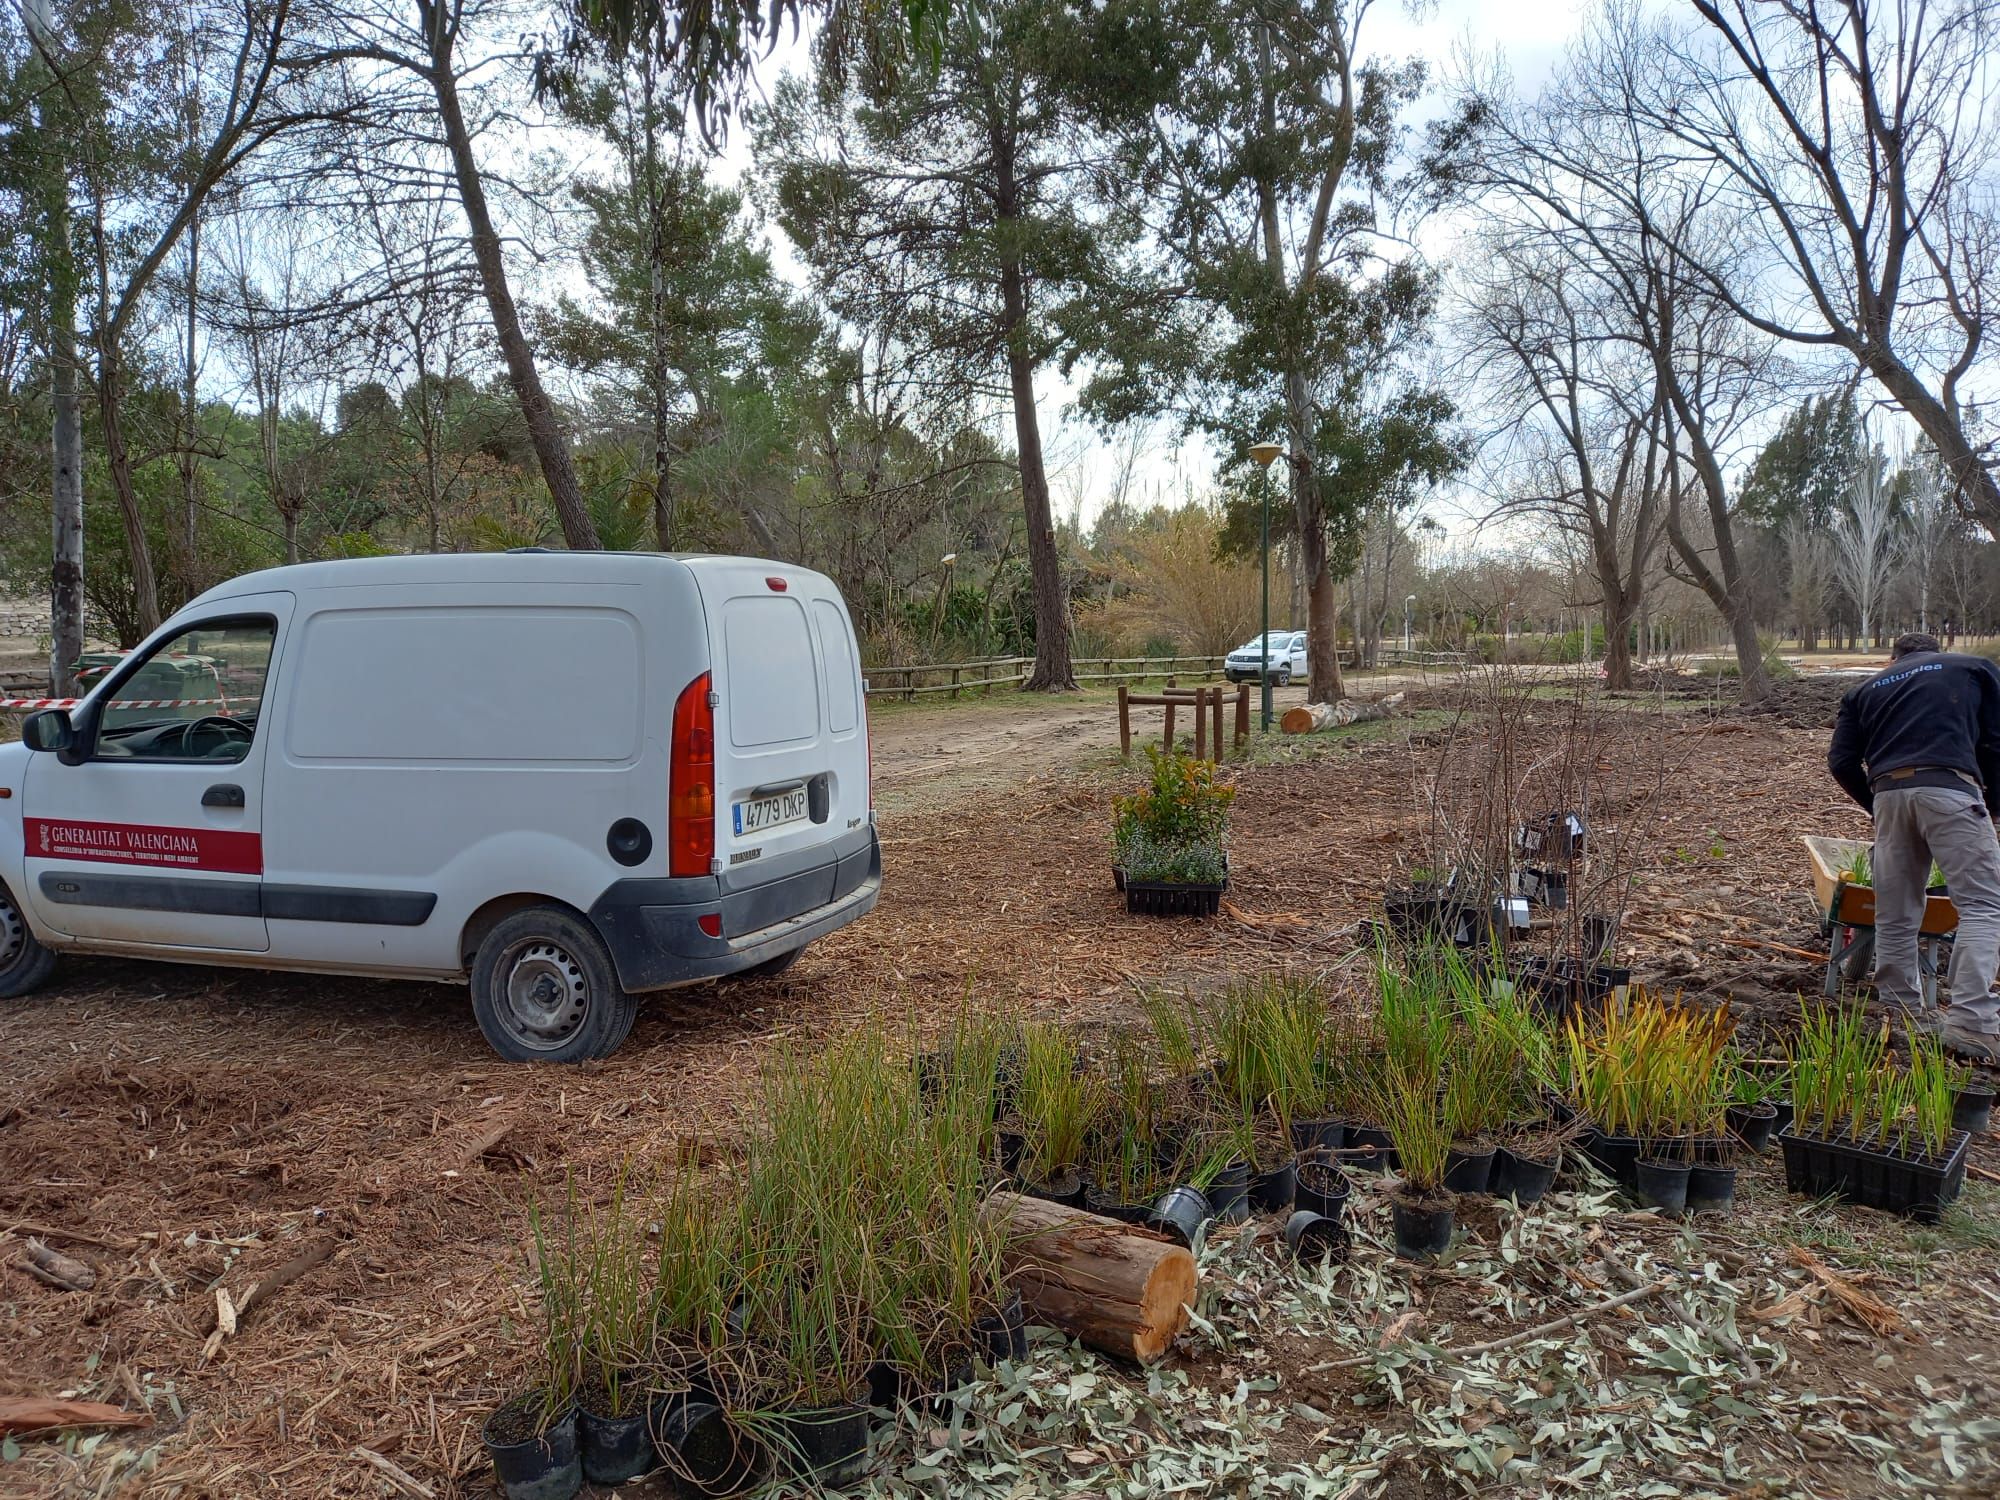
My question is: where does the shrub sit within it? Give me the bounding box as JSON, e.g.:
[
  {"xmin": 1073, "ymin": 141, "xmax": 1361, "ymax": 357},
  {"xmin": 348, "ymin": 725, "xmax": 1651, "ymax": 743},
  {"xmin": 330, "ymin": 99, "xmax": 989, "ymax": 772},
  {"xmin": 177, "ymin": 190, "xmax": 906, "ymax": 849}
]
[{"xmin": 1113, "ymin": 746, "xmax": 1233, "ymax": 885}]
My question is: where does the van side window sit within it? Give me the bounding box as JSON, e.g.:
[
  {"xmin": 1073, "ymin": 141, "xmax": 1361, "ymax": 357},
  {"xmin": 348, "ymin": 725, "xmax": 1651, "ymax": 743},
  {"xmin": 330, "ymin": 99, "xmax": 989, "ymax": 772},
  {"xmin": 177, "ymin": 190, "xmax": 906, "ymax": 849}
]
[{"xmin": 93, "ymin": 618, "xmax": 276, "ymax": 763}]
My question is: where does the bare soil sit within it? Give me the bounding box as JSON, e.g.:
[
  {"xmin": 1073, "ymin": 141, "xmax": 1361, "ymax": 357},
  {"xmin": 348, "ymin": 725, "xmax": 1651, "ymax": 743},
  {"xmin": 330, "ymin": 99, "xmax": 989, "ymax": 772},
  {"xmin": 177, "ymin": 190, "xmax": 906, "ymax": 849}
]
[{"xmin": 2, "ymin": 679, "xmax": 1996, "ymax": 1497}]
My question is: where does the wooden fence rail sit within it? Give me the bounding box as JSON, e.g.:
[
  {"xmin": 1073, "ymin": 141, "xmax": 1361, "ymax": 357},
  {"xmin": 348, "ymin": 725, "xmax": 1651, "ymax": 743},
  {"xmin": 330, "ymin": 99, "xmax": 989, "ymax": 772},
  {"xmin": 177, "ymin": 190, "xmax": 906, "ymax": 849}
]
[{"xmin": 863, "ymin": 654, "xmax": 1230, "ymax": 700}]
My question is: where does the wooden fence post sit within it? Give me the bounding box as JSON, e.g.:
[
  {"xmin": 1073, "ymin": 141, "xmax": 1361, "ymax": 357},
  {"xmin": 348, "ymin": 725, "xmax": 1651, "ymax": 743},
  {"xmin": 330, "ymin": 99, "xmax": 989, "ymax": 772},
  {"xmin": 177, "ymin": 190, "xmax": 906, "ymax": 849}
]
[
  {"xmin": 1234, "ymin": 682, "xmax": 1249, "ymax": 745},
  {"xmin": 1118, "ymin": 685, "xmax": 1131, "ymax": 756},
  {"xmin": 1193, "ymin": 687, "xmax": 1208, "ymax": 760},
  {"xmin": 1162, "ymin": 699, "xmax": 1175, "ymax": 751},
  {"xmin": 1212, "ymin": 685, "xmax": 1223, "ymax": 758}
]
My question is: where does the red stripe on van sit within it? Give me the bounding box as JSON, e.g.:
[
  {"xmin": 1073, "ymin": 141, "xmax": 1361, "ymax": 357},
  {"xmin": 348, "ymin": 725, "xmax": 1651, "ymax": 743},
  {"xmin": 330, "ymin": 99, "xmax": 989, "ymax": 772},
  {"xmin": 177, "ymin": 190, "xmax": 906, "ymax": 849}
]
[{"xmin": 25, "ymin": 818, "xmax": 262, "ymax": 875}]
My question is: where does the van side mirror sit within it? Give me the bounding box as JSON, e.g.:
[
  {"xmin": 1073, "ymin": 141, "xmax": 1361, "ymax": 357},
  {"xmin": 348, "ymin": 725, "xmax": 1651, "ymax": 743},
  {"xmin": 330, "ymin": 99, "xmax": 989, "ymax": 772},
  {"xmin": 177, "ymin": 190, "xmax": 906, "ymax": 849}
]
[{"xmin": 21, "ymin": 709, "xmax": 75, "ymax": 754}]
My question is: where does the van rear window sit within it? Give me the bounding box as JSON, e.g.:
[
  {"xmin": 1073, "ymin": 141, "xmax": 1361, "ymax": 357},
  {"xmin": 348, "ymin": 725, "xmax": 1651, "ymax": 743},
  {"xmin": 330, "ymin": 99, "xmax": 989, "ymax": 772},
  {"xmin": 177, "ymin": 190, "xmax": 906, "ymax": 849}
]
[
  {"xmin": 722, "ymin": 596, "xmax": 820, "ymax": 748},
  {"xmin": 286, "ymin": 607, "xmax": 641, "ymax": 762},
  {"xmin": 812, "ymin": 599, "xmax": 859, "ymax": 735}
]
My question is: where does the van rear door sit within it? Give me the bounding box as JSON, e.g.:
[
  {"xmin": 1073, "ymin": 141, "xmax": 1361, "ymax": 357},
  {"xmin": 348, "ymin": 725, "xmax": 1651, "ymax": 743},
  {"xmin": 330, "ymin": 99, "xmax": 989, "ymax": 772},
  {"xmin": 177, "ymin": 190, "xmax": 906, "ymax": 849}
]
[{"xmin": 691, "ymin": 561, "xmax": 869, "ymax": 888}]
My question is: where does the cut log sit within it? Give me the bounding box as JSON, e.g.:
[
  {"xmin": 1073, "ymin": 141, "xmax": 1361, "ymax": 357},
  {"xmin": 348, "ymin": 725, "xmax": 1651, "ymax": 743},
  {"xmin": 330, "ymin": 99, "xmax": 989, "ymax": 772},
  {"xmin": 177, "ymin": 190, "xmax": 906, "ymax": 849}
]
[
  {"xmin": 1279, "ymin": 692, "xmax": 1404, "ymax": 735},
  {"xmin": 978, "ymin": 1191, "xmax": 1196, "ymax": 1364}
]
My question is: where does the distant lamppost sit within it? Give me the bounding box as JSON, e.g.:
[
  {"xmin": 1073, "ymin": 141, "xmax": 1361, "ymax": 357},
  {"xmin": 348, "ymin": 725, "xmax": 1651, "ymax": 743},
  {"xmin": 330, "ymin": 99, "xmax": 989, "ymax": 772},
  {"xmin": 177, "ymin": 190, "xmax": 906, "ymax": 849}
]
[
  {"xmin": 1404, "ymin": 593, "xmax": 1416, "ymax": 655},
  {"xmin": 1248, "ymin": 441, "xmax": 1285, "ymax": 730}
]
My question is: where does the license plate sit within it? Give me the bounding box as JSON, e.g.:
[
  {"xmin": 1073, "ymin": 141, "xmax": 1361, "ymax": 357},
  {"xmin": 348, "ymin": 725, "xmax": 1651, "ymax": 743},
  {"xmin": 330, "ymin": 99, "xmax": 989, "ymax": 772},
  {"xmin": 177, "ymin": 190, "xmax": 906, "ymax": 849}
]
[{"xmin": 734, "ymin": 786, "xmax": 809, "ymax": 836}]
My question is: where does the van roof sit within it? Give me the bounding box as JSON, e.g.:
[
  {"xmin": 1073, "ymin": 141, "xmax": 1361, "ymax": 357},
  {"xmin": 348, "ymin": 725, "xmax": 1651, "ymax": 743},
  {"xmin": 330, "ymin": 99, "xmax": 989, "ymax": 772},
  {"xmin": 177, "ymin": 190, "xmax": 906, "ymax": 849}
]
[{"xmin": 188, "ymin": 552, "xmax": 829, "ymax": 607}]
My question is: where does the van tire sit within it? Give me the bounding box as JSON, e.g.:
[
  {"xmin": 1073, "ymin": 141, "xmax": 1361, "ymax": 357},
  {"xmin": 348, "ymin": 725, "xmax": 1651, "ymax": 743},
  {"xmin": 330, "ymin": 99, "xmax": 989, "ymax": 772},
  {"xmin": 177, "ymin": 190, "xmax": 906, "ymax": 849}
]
[
  {"xmin": 469, "ymin": 907, "xmax": 636, "ymax": 1063},
  {"xmin": 0, "ymin": 884, "xmax": 56, "ymax": 999}
]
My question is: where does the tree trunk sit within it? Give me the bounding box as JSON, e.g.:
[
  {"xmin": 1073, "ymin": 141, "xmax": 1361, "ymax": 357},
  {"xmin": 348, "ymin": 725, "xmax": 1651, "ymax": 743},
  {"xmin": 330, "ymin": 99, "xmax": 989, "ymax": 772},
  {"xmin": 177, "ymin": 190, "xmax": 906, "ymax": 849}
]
[
  {"xmin": 977, "ymin": 1192, "xmax": 1195, "ymax": 1365},
  {"xmin": 48, "ymin": 214, "xmax": 84, "ymax": 697},
  {"xmin": 993, "ymin": 129, "xmax": 1073, "ymax": 691},
  {"xmin": 96, "ymin": 343, "xmax": 163, "ymax": 638},
  {"xmin": 425, "ymin": 16, "xmax": 600, "ymax": 552},
  {"xmin": 1602, "ymin": 596, "xmax": 1634, "ymax": 689},
  {"xmin": 181, "ymin": 213, "xmax": 201, "ymax": 560}
]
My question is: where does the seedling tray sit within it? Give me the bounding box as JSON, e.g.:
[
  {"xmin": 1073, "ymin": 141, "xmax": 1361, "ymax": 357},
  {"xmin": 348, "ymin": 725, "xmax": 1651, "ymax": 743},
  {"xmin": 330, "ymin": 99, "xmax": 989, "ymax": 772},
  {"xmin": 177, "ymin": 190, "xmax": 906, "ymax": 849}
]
[
  {"xmin": 1777, "ymin": 1127, "xmax": 1969, "ymax": 1222},
  {"xmin": 1125, "ymin": 876, "xmax": 1226, "ymax": 917}
]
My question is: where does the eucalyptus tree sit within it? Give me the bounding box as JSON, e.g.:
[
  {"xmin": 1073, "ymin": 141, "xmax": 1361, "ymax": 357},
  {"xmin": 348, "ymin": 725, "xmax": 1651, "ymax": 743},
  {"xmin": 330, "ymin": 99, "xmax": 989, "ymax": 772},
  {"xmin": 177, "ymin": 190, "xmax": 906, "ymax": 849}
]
[{"xmin": 760, "ymin": 0, "xmax": 1135, "ymax": 690}]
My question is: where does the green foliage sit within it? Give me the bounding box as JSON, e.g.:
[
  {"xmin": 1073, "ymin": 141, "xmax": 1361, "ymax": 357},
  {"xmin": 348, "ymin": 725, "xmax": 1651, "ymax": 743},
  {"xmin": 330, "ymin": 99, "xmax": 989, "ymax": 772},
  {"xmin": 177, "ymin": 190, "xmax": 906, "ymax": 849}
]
[{"xmin": 1112, "ymin": 746, "xmax": 1233, "ymax": 884}]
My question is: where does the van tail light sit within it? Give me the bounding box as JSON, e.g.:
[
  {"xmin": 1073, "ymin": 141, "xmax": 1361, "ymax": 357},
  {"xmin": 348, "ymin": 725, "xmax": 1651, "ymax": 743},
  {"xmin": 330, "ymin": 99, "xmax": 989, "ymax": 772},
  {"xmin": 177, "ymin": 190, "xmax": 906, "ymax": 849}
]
[{"xmin": 670, "ymin": 672, "xmax": 716, "ymax": 877}]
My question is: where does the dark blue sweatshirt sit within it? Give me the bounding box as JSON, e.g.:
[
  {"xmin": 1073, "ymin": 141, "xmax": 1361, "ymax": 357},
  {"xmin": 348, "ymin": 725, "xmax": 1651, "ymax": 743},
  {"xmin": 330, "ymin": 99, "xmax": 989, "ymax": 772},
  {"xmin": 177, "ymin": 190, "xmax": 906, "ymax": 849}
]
[{"xmin": 1827, "ymin": 651, "xmax": 2000, "ymax": 814}]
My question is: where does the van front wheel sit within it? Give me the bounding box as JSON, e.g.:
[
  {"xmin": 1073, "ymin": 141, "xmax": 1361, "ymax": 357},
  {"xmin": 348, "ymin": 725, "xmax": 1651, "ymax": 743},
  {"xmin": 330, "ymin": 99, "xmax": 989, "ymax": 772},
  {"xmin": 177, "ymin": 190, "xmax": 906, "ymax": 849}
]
[
  {"xmin": 0, "ymin": 884, "xmax": 57, "ymax": 999},
  {"xmin": 470, "ymin": 908, "xmax": 636, "ymax": 1063}
]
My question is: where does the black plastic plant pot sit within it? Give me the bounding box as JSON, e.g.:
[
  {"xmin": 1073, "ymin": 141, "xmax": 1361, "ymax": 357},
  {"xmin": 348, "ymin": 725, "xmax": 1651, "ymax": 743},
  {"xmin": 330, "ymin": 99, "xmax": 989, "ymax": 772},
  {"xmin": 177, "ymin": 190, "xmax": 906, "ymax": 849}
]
[
  {"xmin": 1291, "ymin": 1117, "xmax": 1345, "ymax": 1155},
  {"xmin": 1283, "ymin": 1210, "xmax": 1351, "ymax": 1265},
  {"xmin": 1487, "ymin": 1145, "xmax": 1515, "ymax": 1198},
  {"xmin": 1778, "ymin": 1128, "xmax": 1970, "ymax": 1222},
  {"xmin": 483, "ymin": 1396, "xmax": 582, "ymax": 1500},
  {"xmin": 1953, "ymin": 1083, "xmax": 1996, "ymax": 1136},
  {"xmin": 1294, "ymin": 1160, "xmax": 1350, "ymax": 1220},
  {"xmin": 1080, "ymin": 1185, "xmax": 1152, "ymax": 1225},
  {"xmin": 578, "ymin": 1403, "xmax": 656, "ymax": 1485},
  {"xmin": 1633, "ymin": 1156, "xmax": 1691, "ymax": 1215},
  {"xmin": 654, "ymin": 1399, "xmax": 761, "ymax": 1497},
  {"xmin": 1727, "ymin": 1101, "xmax": 1780, "ymax": 1154},
  {"xmin": 997, "ymin": 1130, "xmax": 1026, "ymax": 1176},
  {"xmin": 774, "ymin": 1403, "xmax": 871, "ymax": 1486},
  {"xmin": 1125, "ymin": 874, "xmax": 1227, "ymax": 917},
  {"xmin": 1579, "ymin": 1129, "xmax": 1642, "ymax": 1187},
  {"xmin": 1208, "ymin": 1159, "xmax": 1252, "ymax": 1222},
  {"xmin": 1500, "ymin": 1149, "xmax": 1559, "ymax": 1206},
  {"xmin": 1025, "ymin": 1170, "xmax": 1085, "ymax": 1208},
  {"xmin": 1112, "ymin": 865, "xmax": 1125, "ymax": 892},
  {"xmin": 1383, "ymin": 892, "xmax": 1486, "ymax": 948},
  {"xmin": 1389, "ymin": 1193, "xmax": 1454, "ymax": 1260},
  {"xmin": 1146, "ymin": 1185, "xmax": 1211, "ymax": 1246},
  {"xmin": 1442, "ymin": 1144, "xmax": 1495, "ymax": 1195},
  {"xmin": 1686, "ymin": 1162, "xmax": 1737, "ymax": 1215},
  {"xmin": 1771, "ymin": 1099, "xmax": 1795, "ymax": 1136},
  {"xmin": 974, "ymin": 1288, "xmax": 1029, "ymax": 1363},
  {"xmin": 1248, "ymin": 1159, "xmax": 1297, "ymax": 1214},
  {"xmin": 1345, "ymin": 1125, "xmax": 1397, "ymax": 1172}
]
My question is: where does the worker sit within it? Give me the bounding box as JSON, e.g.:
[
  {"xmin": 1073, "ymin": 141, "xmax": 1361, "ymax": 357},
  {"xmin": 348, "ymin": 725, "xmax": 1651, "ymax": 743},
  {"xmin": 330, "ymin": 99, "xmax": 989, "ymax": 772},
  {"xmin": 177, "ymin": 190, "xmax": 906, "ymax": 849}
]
[{"xmin": 1829, "ymin": 632, "xmax": 2000, "ymax": 1059}]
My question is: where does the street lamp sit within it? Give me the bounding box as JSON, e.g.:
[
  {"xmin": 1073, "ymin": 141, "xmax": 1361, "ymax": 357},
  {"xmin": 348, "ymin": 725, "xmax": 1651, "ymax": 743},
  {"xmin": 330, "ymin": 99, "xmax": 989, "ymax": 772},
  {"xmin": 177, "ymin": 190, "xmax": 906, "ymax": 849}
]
[
  {"xmin": 1404, "ymin": 593, "xmax": 1416, "ymax": 656},
  {"xmin": 1248, "ymin": 441, "xmax": 1284, "ymax": 730}
]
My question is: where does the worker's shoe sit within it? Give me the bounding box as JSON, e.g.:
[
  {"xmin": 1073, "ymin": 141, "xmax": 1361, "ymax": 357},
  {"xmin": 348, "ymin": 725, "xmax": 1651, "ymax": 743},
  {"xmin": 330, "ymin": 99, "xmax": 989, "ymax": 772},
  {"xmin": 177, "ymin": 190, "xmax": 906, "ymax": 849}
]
[{"xmin": 1931, "ymin": 1017, "xmax": 2000, "ymax": 1064}]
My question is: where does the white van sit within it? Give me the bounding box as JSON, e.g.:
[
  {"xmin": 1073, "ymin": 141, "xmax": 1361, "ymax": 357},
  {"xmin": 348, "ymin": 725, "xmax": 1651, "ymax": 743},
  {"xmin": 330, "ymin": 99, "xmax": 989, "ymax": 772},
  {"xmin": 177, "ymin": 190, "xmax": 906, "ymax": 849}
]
[{"xmin": 0, "ymin": 552, "xmax": 879, "ymax": 1061}]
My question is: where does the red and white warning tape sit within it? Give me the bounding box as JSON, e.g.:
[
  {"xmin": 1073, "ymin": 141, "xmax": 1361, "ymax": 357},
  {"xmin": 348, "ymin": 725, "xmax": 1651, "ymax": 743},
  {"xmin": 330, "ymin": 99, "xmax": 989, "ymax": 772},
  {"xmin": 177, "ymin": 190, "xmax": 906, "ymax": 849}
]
[{"xmin": 0, "ymin": 697, "xmax": 254, "ymax": 712}]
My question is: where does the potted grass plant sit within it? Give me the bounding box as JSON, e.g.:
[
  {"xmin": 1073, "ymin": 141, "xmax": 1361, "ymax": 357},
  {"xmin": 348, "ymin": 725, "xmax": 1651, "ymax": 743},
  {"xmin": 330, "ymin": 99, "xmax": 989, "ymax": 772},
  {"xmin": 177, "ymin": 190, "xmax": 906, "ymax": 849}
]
[
  {"xmin": 1779, "ymin": 1003, "xmax": 1971, "ymax": 1222},
  {"xmin": 1112, "ymin": 747, "xmax": 1234, "ymax": 916},
  {"xmin": 1724, "ymin": 1049, "xmax": 1783, "ymax": 1153},
  {"xmin": 1372, "ymin": 1063, "xmax": 1455, "ymax": 1259},
  {"xmin": 1010, "ymin": 1022, "xmax": 1102, "ymax": 1205},
  {"xmin": 484, "ymin": 1205, "xmax": 586, "ymax": 1500},
  {"xmin": 644, "ymin": 1175, "xmax": 757, "ymax": 1499},
  {"xmin": 1440, "ymin": 1010, "xmax": 1515, "ymax": 1195},
  {"xmin": 1083, "ymin": 1035, "xmax": 1169, "ymax": 1223},
  {"xmin": 569, "ymin": 1175, "xmax": 659, "ymax": 1484}
]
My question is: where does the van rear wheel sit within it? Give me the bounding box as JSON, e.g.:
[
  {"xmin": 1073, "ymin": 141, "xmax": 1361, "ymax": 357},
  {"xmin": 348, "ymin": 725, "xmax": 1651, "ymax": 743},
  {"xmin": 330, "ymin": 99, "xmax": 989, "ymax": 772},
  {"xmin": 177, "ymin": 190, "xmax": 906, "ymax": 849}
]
[
  {"xmin": 0, "ymin": 883, "xmax": 57, "ymax": 999},
  {"xmin": 470, "ymin": 907, "xmax": 636, "ymax": 1063}
]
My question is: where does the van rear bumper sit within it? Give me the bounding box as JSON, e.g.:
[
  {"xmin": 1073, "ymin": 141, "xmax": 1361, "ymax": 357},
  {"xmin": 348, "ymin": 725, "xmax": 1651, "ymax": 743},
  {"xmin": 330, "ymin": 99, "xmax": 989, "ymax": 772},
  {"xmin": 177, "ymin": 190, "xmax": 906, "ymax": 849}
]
[{"xmin": 587, "ymin": 825, "xmax": 880, "ymax": 991}]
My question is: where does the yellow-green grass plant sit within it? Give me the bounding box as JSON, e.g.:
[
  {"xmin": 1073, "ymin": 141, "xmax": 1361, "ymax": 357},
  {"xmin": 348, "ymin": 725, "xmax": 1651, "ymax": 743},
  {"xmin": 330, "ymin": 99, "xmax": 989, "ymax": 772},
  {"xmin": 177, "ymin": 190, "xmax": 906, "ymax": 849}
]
[
  {"xmin": 1014, "ymin": 1020, "xmax": 1104, "ymax": 1187},
  {"xmin": 1903, "ymin": 1027, "xmax": 1969, "ymax": 1158}
]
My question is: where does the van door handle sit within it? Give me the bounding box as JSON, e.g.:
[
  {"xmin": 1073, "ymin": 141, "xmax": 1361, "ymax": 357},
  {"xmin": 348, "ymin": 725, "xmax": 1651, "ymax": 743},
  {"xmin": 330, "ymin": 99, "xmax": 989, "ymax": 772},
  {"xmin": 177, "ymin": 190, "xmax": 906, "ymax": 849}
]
[{"xmin": 202, "ymin": 784, "xmax": 245, "ymax": 809}]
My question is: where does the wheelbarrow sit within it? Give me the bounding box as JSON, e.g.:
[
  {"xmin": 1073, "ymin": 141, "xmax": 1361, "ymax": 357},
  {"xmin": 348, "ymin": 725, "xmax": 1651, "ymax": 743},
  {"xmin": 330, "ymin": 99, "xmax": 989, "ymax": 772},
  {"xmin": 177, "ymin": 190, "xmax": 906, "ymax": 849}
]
[{"xmin": 1802, "ymin": 835, "xmax": 1957, "ymax": 1002}]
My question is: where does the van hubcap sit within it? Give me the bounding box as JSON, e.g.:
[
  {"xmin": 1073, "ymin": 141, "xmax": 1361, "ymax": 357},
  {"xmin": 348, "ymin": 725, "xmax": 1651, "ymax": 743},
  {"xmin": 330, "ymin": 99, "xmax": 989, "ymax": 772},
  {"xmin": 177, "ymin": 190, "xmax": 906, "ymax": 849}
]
[
  {"xmin": 501, "ymin": 941, "xmax": 588, "ymax": 1048},
  {"xmin": 0, "ymin": 892, "xmax": 23, "ymax": 969}
]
